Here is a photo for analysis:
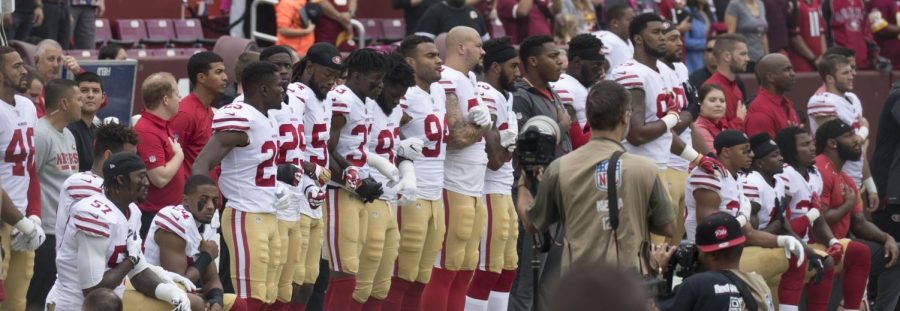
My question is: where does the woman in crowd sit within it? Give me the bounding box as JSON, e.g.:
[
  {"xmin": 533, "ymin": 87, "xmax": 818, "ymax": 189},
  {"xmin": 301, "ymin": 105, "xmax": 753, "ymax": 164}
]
[
  {"xmin": 693, "ymin": 84, "xmax": 741, "ymax": 154},
  {"xmin": 725, "ymin": 0, "xmax": 768, "ymax": 70},
  {"xmin": 684, "ymin": 0, "xmax": 714, "ymax": 73}
]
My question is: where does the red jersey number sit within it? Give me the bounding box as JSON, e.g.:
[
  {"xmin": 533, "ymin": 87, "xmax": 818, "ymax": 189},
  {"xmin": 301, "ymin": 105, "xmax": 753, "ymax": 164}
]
[
  {"xmin": 347, "ymin": 124, "xmax": 370, "ymax": 167},
  {"xmin": 256, "ymin": 141, "xmax": 277, "ymax": 187},
  {"xmin": 375, "ymin": 128, "xmax": 399, "ymax": 164},
  {"xmin": 5, "ymin": 128, "xmax": 34, "ymax": 176},
  {"xmin": 276, "ymin": 124, "xmax": 300, "ymax": 165},
  {"xmin": 422, "ymin": 114, "xmax": 447, "ymax": 157},
  {"xmin": 309, "ymin": 124, "xmax": 328, "ymax": 167}
]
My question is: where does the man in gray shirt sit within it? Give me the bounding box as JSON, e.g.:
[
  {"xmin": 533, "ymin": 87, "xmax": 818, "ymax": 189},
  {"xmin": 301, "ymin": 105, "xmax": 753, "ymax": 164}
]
[{"xmin": 26, "ymin": 78, "xmax": 82, "ymax": 310}]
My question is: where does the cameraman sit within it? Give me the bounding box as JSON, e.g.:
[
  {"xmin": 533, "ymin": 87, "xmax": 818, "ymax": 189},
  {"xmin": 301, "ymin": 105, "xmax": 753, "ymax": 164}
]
[
  {"xmin": 524, "ymin": 80, "xmax": 676, "ymax": 273},
  {"xmin": 656, "ymin": 212, "xmax": 775, "ymax": 311}
]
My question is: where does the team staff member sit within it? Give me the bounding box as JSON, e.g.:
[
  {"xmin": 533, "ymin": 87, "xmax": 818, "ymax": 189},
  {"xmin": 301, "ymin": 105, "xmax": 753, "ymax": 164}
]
[
  {"xmin": 28, "ymin": 79, "xmax": 82, "ymax": 310},
  {"xmin": 744, "ymin": 53, "xmax": 800, "ymax": 138},
  {"xmin": 421, "ymin": 26, "xmax": 492, "ymax": 311},
  {"xmin": 322, "ymin": 49, "xmax": 388, "ymax": 310},
  {"xmin": 68, "ymin": 72, "xmax": 105, "ymax": 172},
  {"xmin": 0, "ymin": 46, "xmax": 42, "ymax": 311},
  {"xmin": 703, "ymin": 34, "xmax": 750, "ymax": 130},
  {"xmin": 467, "ymin": 37, "xmax": 520, "ymax": 311},
  {"xmin": 191, "ymin": 63, "xmax": 285, "ymax": 310},
  {"xmin": 144, "ymin": 175, "xmax": 248, "ymax": 311},
  {"xmin": 170, "ymin": 52, "xmax": 228, "ymax": 177},
  {"xmin": 526, "ymin": 80, "xmax": 675, "ymax": 274},
  {"xmin": 385, "ymin": 35, "xmax": 448, "ymax": 311},
  {"xmin": 134, "ymin": 73, "xmax": 187, "ymax": 239}
]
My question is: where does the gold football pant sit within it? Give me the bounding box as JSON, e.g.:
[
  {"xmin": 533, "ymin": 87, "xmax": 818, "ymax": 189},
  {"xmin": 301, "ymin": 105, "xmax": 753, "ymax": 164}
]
[
  {"xmin": 295, "ymin": 214, "xmax": 324, "ymax": 285},
  {"xmin": 655, "ymin": 168, "xmax": 687, "ymax": 244},
  {"xmin": 353, "ymin": 199, "xmax": 400, "ymax": 303},
  {"xmin": 222, "ymin": 208, "xmax": 281, "ymax": 303},
  {"xmin": 739, "ymin": 246, "xmax": 789, "ymax": 305},
  {"xmin": 479, "ymin": 193, "xmax": 518, "ymax": 273},
  {"xmin": 1, "ymin": 225, "xmax": 34, "ymax": 311},
  {"xmin": 324, "ymin": 188, "xmax": 368, "ymax": 274},
  {"xmin": 275, "ymin": 218, "xmax": 302, "ymax": 303},
  {"xmin": 437, "ymin": 189, "xmax": 486, "ymax": 271},
  {"xmin": 395, "ymin": 198, "xmax": 445, "ymax": 283}
]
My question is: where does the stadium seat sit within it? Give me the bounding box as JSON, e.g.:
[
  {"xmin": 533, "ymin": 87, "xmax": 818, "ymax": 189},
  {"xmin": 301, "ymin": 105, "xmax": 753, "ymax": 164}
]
[
  {"xmin": 94, "ymin": 19, "xmax": 116, "ymax": 48},
  {"xmin": 212, "ymin": 36, "xmax": 256, "ymax": 81},
  {"xmin": 173, "ymin": 19, "xmax": 217, "ymax": 47},
  {"xmin": 381, "ymin": 19, "xmax": 405, "ymax": 42},
  {"xmin": 126, "ymin": 49, "xmax": 154, "ymax": 59},
  {"xmin": 144, "ymin": 19, "xmax": 177, "ymax": 48},
  {"xmin": 10, "ymin": 40, "xmax": 37, "ymax": 67},
  {"xmin": 113, "ymin": 19, "xmax": 150, "ymax": 48},
  {"xmin": 67, "ymin": 50, "xmax": 96, "ymax": 60},
  {"xmin": 357, "ymin": 18, "xmax": 384, "ymax": 44},
  {"xmin": 435, "ymin": 33, "xmax": 448, "ymax": 60}
]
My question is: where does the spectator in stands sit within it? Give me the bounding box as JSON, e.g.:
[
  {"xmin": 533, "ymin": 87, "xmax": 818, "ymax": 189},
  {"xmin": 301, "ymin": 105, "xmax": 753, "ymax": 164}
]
[
  {"xmin": 606, "ymin": 0, "xmax": 657, "ymax": 15},
  {"xmin": 31, "ymin": 0, "xmax": 69, "ymax": 48},
  {"xmin": 276, "ymin": 0, "xmax": 315, "ymax": 56},
  {"xmin": 694, "ymin": 84, "xmax": 728, "ymax": 154},
  {"xmin": 689, "ymin": 38, "xmax": 717, "ymax": 85},
  {"xmin": 260, "ymin": 45, "xmax": 295, "ymax": 91},
  {"xmin": 97, "ymin": 44, "xmax": 127, "ymax": 60},
  {"xmin": 744, "ymin": 53, "xmax": 799, "ymax": 138},
  {"xmin": 133, "ymin": 72, "xmax": 186, "ymax": 239},
  {"xmin": 593, "ymin": 4, "xmax": 633, "ymax": 79},
  {"xmin": 497, "ymin": 0, "xmax": 562, "ymax": 44},
  {"xmin": 825, "ymin": 0, "xmax": 876, "ymax": 69},
  {"xmin": 784, "ymin": 0, "xmax": 826, "ymax": 73},
  {"xmin": 556, "ymin": 0, "xmax": 598, "ymax": 44},
  {"xmin": 313, "ymin": 0, "xmax": 356, "ymax": 50},
  {"xmin": 69, "ymin": 0, "xmax": 103, "ymax": 50},
  {"xmin": 22, "ymin": 66, "xmax": 43, "ymax": 105},
  {"xmin": 393, "ymin": 0, "xmax": 442, "ymax": 35},
  {"xmin": 69, "ymin": 72, "xmax": 103, "ymax": 172},
  {"xmin": 169, "ymin": 52, "xmax": 227, "ymax": 175},
  {"xmin": 221, "ymin": 51, "xmax": 259, "ymax": 107},
  {"xmin": 684, "ymin": 0, "xmax": 713, "ymax": 73},
  {"xmin": 416, "ymin": 0, "xmax": 490, "ymax": 40},
  {"xmin": 763, "ymin": 0, "xmax": 788, "ymax": 55},
  {"xmin": 7, "ymin": 0, "xmax": 44, "ymax": 41},
  {"xmin": 724, "ymin": 0, "xmax": 767, "ymax": 70},
  {"xmin": 704, "ymin": 33, "xmax": 749, "ymax": 130},
  {"xmin": 27, "ymin": 78, "xmax": 81, "ymax": 311},
  {"xmin": 867, "ymin": 0, "xmax": 900, "ymax": 70}
]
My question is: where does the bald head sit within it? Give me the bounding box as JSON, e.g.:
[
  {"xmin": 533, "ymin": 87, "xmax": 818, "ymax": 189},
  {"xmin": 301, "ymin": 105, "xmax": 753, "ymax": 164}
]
[
  {"xmin": 755, "ymin": 53, "xmax": 795, "ymax": 93},
  {"xmin": 444, "ymin": 26, "xmax": 484, "ymax": 72},
  {"xmin": 446, "ymin": 26, "xmax": 479, "ymax": 47}
]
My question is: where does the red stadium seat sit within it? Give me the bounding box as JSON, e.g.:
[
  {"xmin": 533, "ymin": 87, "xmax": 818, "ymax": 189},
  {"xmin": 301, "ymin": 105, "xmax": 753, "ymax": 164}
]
[
  {"xmin": 381, "ymin": 19, "xmax": 405, "ymax": 42},
  {"xmin": 94, "ymin": 19, "xmax": 116, "ymax": 48},
  {"xmin": 126, "ymin": 49, "xmax": 155, "ymax": 59},
  {"xmin": 113, "ymin": 19, "xmax": 149, "ymax": 48},
  {"xmin": 144, "ymin": 19, "xmax": 176, "ymax": 47},
  {"xmin": 67, "ymin": 50, "xmax": 96, "ymax": 60},
  {"xmin": 172, "ymin": 19, "xmax": 217, "ymax": 47},
  {"xmin": 357, "ymin": 18, "xmax": 384, "ymax": 44},
  {"xmin": 212, "ymin": 36, "xmax": 256, "ymax": 81},
  {"xmin": 10, "ymin": 40, "xmax": 37, "ymax": 67},
  {"xmin": 489, "ymin": 20, "xmax": 506, "ymax": 39}
]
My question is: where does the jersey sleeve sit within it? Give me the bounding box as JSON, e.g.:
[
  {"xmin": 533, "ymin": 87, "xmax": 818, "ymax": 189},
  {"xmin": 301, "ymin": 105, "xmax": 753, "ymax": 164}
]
[
  {"xmin": 742, "ymin": 177, "xmax": 761, "ymax": 203},
  {"xmin": 612, "ymin": 68, "xmax": 644, "ymax": 90},
  {"xmin": 212, "ymin": 104, "xmax": 252, "ymax": 133},
  {"xmin": 327, "ymin": 90, "xmax": 352, "ymax": 114},
  {"xmin": 153, "ymin": 207, "xmax": 190, "ymax": 240},
  {"xmin": 436, "ymin": 78, "xmax": 457, "ymax": 94},
  {"xmin": 136, "ymin": 133, "xmax": 168, "ymax": 170},
  {"xmin": 62, "ymin": 175, "xmax": 103, "ymax": 201},
  {"xmin": 688, "ymin": 171, "xmax": 722, "ymax": 192},
  {"xmin": 807, "ymin": 93, "xmax": 837, "ymax": 117},
  {"xmin": 71, "ymin": 204, "xmax": 112, "ymax": 238},
  {"xmin": 287, "ymin": 83, "xmax": 311, "ymax": 114}
]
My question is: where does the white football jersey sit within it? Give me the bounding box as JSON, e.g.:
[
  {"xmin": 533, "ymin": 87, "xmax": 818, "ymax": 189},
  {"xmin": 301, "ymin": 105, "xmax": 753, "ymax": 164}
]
[
  {"xmin": 298, "ymin": 82, "xmax": 331, "ymax": 219},
  {"xmin": 327, "ymin": 85, "xmax": 374, "ymax": 186},
  {"xmin": 477, "ymin": 82, "xmax": 515, "ymax": 195},
  {"xmin": 55, "ymin": 171, "xmax": 104, "ymax": 249},
  {"xmin": 432, "ymin": 66, "xmax": 488, "ymax": 197},
  {"xmin": 213, "ymin": 102, "xmax": 278, "ymax": 214},
  {"xmin": 778, "ymin": 165, "xmax": 824, "ymax": 222},
  {"xmin": 595, "ymin": 30, "xmax": 634, "ymax": 80},
  {"xmin": 741, "ymin": 171, "xmax": 787, "ymax": 230},
  {"xmin": 685, "ymin": 168, "xmax": 747, "ymax": 242},
  {"xmin": 399, "ymin": 85, "xmax": 447, "ymax": 201},
  {"xmin": 367, "ymin": 99, "xmax": 403, "ymax": 201},
  {"xmin": 269, "ymin": 99, "xmax": 304, "ymax": 221},
  {"xmin": 663, "ymin": 62, "xmax": 693, "ymax": 172},
  {"xmin": 612, "ymin": 60, "xmax": 675, "ymax": 170},
  {"xmin": 806, "ymin": 91, "xmax": 864, "ymax": 186},
  {"xmin": 0, "ymin": 95, "xmax": 37, "ymax": 213},
  {"xmin": 550, "ymin": 73, "xmax": 589, "ymax": 130},
  {"xmin": 51, "ymin": 194, "xmax": 142, "ymax": 309},
  {"xmin": 144, "ymin": 205, "xmax": 213, "ymax": 267}
]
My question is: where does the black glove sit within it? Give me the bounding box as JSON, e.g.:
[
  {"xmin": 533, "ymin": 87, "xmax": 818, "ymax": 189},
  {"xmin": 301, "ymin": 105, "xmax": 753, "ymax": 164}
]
[
  {"xmin": 807, "ymin": 254, "xmax": 826, "ymax": 284},
  {"xmin": 355, "ymin": 177, "xmax": 383, "ymax": 203},
  {"xmin": 276, "ymin": 164, "xmax": 302, "ymax": 186},
  {"xmin": 773, "ymin": 197, "xmax": 786, "ymax": 224},
  {"xmin": 683, "ymin": 81, "xmax": 700, "ymax": 120}
]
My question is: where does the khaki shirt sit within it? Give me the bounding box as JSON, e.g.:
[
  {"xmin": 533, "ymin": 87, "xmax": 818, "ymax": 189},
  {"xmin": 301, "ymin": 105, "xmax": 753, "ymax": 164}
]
[{"xmin": 528, "ymin": 137, "xmax": 674, "ymax": 273}]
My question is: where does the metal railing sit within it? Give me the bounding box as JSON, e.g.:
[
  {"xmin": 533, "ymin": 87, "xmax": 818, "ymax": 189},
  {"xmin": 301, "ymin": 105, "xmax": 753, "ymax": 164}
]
[{"xmin": 249, "ymin": 0, "xmax": 366, "ymax": 48}]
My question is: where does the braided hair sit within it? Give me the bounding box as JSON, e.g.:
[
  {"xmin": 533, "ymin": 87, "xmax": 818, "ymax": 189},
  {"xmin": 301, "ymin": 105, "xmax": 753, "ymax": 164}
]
[{"xmin": 344, "ymin": 48, "xmax": 389, "ymax": 78}]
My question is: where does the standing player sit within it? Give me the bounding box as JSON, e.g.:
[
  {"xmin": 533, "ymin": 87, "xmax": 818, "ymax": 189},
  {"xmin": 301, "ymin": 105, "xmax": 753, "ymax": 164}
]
[
  {"xmin": 550, "ymin": 34, "xmax": 606, "ymax": 148},
  {"xmin": 466, "ymin": 37, "xmax": 520, "ymax": 311},
  {"xmin": 385, "ymin": 35, "xmax": 448, "ymax": 311},
  {"xmin": 422, "ymin": 26, "xmax": 492, "ymax": 311},
  {"xmin": 0, "ymin": 46, "xmax": 41, "ymax": 311},
  {"xmin": 191, "ymin": 62, "xmax": 286, "ymax": 310},
  {"xmin": 286, "ymin": 42, "xmax": 343, "ymax": 311},
  {"xmin": 143, "ymin": 175, "xmax": 247, "ymax": 311},
  {"xmin": 48, "ymin": 153, "xmax": 193, "ymax": 311},
  {"xmin": 322, "ymin": 48, "xmax": 388, "ymax": 310}
]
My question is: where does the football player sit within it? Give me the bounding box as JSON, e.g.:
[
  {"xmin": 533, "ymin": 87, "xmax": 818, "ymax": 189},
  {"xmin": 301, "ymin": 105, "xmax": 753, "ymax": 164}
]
[
  {"xmin": 143, "ymin": 175, "xmax": 247, "ymax": 311},
  {"xmin": 384, "ymin": 35, "xmax": 448, "ymax": 311},
  {"xmin": 322, "ymin": 48, "xmax": 388, "ymax": 310},
  {"xmin": 550, "ymin": 34, "xmax": 606, "ymax": 146},
  {"xmin": 465, "ymin": 37, "xmax": 519, "ymax": 311},
  {"xmin": 48, "ymin": 153, "xmax": 196, "ymax": 311},
  {"xmin": 421, "ymin": 26, "xmax": 492, "ymax": 311},
  {"xmin": 0, "ymin": 46, "xmax": 41, "ymax": 311},
  {"xmin": 191, "ymin": 62, "xmax": 286, "ymax": 309}
]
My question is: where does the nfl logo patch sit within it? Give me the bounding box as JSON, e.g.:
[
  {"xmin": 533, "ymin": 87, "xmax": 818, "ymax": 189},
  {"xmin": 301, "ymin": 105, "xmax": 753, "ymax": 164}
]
[
  {"xmin": 148, "ymin": 155, "xmax": 157, "ymax": 163},
  {"xmin": 595, "ymin": 159, "xmax": 622, "ymax": 191}
]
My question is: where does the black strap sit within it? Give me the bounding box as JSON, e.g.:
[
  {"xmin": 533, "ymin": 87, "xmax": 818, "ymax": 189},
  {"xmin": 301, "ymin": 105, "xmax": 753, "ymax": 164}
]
[
  {"xmin": 608, "ymin": 151, "xmax": 624, "ymax": 230},
  {"xmin": 719, "ymin": 270, "xmax": 759, "ymax": 311}
]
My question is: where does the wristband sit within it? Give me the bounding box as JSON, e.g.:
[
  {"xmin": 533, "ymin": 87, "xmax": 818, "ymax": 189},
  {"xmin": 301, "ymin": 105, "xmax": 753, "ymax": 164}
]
[
  {"xmin": 805, "ymin": 208, "xmax": 821, "ymax": 223},
  {"xmin": 205, "ymin": 288, "xmax": 225, "ymax": 307},
  {"xmin": 661, "ymin": 113, "xmax": 679, "ymax": 130},
  {"xmin": 679, "ymin": 146, "xmax": 700, "ymax": 163},
  {"xmin": 154, "ymin": 282, "xmax": 183, "ymax": 302},
  {"xmin": 13, "ymin": 217, "xmax": 34, "ymax": 235},
  {"xmin": 735, "ymin": 214, "xmax": 748, "ymax": 227},
  {"xmin": 192, "ymin": 251, "xmax": 213, "ymax": 273},
  {"xmin": 864, "ymin": 177, "xmax": 878, "ymax": 194},
  {"xmin": 857, "ymin": 126, "xmax": 869, "ymax": 141},
  {"xmin": 829, "ymin": 238, "xmax": 840, "ymax": 247}
]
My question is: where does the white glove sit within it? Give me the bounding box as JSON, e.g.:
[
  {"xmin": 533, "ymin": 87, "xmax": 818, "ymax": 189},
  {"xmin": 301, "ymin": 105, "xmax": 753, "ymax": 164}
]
[
  {"xmin": 154, "ymin": 282, "xmax": 191, "ymax": 311},
  {"xmin": 395, "ymin": 161, "xmax": 417, "ymax": 206},
  {"xmin": 499, "ymin": 129, "xmax": 517, "ymax": 152},
  {"xmin": 11, "ymin": 215, "xmax": 45, "ymax": 251},
  {"xmin": 467, "ymin": 106, "xmax": 492, "ymax": 128},
  {"xmin": 777, "ymin": 235, "xmax": 805, "ymax": 267},
  {"xmin": 275, "ymin": 182, "xmax": 293, "ymax": 212},
  {"xmin": 396, "ymin": 137, "xmax": 425, "ymax": 161},
  {"xmin": 367, "ymin": 153, "xmax": 400, "ymax": 184},
  {"xmin": 150, "ymin": 265, "xmax": 198, "ymax": 292},
  {"xmin": 126, "ymin": 230, "xmax": 145, "ymax": 266},
  {"xmin": 102, "ymin": 116, "xmax": 120, "ymax": 125}
]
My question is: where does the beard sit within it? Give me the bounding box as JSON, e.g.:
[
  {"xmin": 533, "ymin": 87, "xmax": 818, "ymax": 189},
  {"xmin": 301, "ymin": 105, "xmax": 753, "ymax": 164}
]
[
  {"xmin": 309, "ymin": 75, "xmax": 327, "ymax": 100},
  {"xmin": 499, "ymin": 73, "xmax": 516, "ymax": 92},
  {"xmin": 729, "ymin": 59, "xmax": 745, "ymax": 73},
  {"xmin": 577, "ymin": 66, "xmax": 597, "ymax": 88},
  {"xmin": 838, "ymin": 143, "xmax": 862, "ymax": 162},
  {"xmin": 644, "ymin": 43, "xmax": 666, "ymax": 59}
]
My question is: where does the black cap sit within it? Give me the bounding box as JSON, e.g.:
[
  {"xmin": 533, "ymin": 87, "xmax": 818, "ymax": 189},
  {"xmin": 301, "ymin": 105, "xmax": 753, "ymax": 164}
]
[
  {"xmin": 103, "ymin": 152, "xmax": 146, "ymax": 182},
  {"xmin": 750, "ymin": 132, "xmax": 779, "ymax": 161},
  {"xmin": 814, "ymin": 119, "xmax": 854, "ymax": 153},
  {"xmin": 696, "ymin": 212, "xmax": 746, "ymax": 252},
  {"xmin": 306, "ymin": 43, "xmax": 343, "ymax": 70},
  {"xmin": 714, "ymin": 130, "xmax": 750, "ymax": 155}
]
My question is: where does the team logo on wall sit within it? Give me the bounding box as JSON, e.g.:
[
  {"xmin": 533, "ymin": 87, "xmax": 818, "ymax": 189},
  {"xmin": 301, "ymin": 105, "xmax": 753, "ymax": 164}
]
[{"xmin": 595, "ymin": 159, "xmax": 622, "ymax": 191}]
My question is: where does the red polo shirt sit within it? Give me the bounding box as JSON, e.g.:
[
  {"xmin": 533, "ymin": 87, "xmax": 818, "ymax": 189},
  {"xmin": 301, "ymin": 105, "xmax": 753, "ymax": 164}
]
[
  {"xmin": 744, "ymin": 87, "xmax": 800, "ymax": 138},
  {"xmin": 134, "ymin": 110, "xmax": 187, "ymax": 213},
  {"xmin": 703, "ymin": 71, "xmax": 744, "ymax": 130},
  {"xmin": 169, "ymin": 93, "xmax": 217, "ymax": 179},
  {"xmin": 497, "ymin": 0, "xmax": 554, "ymax": 44},
  {"xmin": 816, "ymin": 154, "xmax": 862, "ymax": 239}
]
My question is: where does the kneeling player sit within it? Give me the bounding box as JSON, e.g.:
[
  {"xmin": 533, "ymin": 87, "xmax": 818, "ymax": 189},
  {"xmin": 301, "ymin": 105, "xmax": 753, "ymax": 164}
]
[{"xmin": 143, "ymin": 175, "xmax": 247, "ymax": 310}]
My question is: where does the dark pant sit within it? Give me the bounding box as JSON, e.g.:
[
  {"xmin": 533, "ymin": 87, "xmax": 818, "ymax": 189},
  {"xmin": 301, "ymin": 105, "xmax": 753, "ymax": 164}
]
[
  {"xmin": 69, "ymin": 5, "xmax": 95, "ymax": 49},
  {"xmin": 509, "ymin": 222, "xmax": 561, "ymax": 311},
  {"xmin": 873, "ymin": 204, "xmax": 900, "ymax": 241},
  {"xmin": 31, "ymin": 2, "xmax": 69, "ymax": 48},
  {"xmin": 307, "ymin": 259, "xmax": 330, "ymax": 311},
  {"xmin": 26, "ymin": 234, "xmax": 56, "ymax": 311},
  {"xmin": 857, "ymin": 239, "xmax": 900, "ymax": 311},
  {"xmin": 7, "ymin": 11, "xmax": 34, "ymax": 42}
]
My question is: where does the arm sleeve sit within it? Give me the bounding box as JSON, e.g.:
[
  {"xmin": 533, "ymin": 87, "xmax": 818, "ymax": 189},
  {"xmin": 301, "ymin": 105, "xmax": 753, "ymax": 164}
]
[
  {"xmin": 656, "ymin": 277, "xmax": 699, "ymax": 311},
  {"xmin": 512, "ymin": 93, "xmax": 535, "ymax": 132},
  {"xmin": 612, "ymin": 70, "xmax": 645, "ymax": 90},
  {"xmin": 153, "ymin": 209, "xmax": 189, "ymax": 240},
  {"xmin": 136, "ymin": 134, "xmax": 167, "ymax": 170},
  {"xmin": 742, "ymin": 180, "xmax": 761, "ymax": 203},
  {"xmin": 211, "ymin": 106, "xmax": 252, "ymax": 133},
  {"xmin": 807, "ymin": 95, "xmax": 837, "ymax": 117},
  {"xmin": 26, "ymin": 160, "xmax": 40, "ymax": 217},
  {"xmin": 649, "ymin": 175, "xmax": 676, "ymax": 227},
  {"xmin": 725, "ymin": 0, "xmax": 740, "ymax": 17},
  {"xmin": 77, "ymin": 232, "xmax": 111, "ymax": 289},
  {"xmin": 527, "ymin": 160, "xmax": 563, "ymax": 232},
  {"xmin": 688, "ymin": 171, "xmax": 723, "ymax": 192},
  {"xmin": 568, "ymin": 121, "xmax": 590, "ymax": 149}
]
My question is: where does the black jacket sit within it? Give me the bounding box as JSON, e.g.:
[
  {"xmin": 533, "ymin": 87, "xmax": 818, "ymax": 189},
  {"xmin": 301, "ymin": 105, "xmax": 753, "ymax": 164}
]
[{"xmin": 871, "ymin": 82, "xmax": 900, "ymax": 205}]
